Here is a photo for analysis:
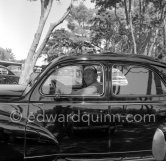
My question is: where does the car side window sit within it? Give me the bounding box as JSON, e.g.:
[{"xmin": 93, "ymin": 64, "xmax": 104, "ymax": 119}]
[
  {"xmin": 0, "ymin": 67, "xmax": 8, "ymax": 75},
  {"xmin": 41, "ymin": 64, "xmax": 103, "ymax": 96},
  {"xmin": 112, "ymin": 64, "xmax": 166, "ymax": 96}
]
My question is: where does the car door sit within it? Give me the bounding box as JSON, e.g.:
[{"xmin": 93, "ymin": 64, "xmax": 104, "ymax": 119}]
[
  {"xmin": 25, "ymin": 60, "xmax": 110, "ymax": 160},
  {"xmin": 108, "ymin": 63, "xmax": 166, "ymax": 158},
  {"xmin": 0, "ymin": 97, "xmax": 28, "ymax": 161}
]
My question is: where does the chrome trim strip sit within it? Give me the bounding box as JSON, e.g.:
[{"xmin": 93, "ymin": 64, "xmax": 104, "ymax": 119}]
[{"xmin": 25, "ymin": 150, "xmax": 152, "ymax": 159}]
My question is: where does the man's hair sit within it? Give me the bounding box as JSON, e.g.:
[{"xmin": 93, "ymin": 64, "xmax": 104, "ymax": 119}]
[{"xmin": 84, "ymin": 66, "xmax": 97, "ymax": 74}]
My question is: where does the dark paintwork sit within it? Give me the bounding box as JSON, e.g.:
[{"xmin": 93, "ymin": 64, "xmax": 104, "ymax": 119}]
[
  {"xmin": 0, "ymin": 85, "xmax": 26, "ymax": 96},
  {"xmin": 0, "ymin": 61, "xmax": 22, "ymax": 67},
  {"xmin": 0, "ymin": 52, "xmax": 166, "ymax": 161}
]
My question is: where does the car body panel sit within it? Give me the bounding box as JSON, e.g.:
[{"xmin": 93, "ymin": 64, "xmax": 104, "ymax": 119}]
[
  {"xmin": 0, "ymin": 53, "xmax": 166, "ymax": 160},
  {"xmin": 0, "ymin": 102, "xmax": 28, "ymax": 161},
  {"xmin": 25, "ymin": 60, "xmax": 109, "ymax": 158},
  {"xmin": 0, "ymin": 85, "xmax": 26, "ymax": 97}
]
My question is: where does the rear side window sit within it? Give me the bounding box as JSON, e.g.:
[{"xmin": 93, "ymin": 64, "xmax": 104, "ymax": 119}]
[{"xmin": 112, "ymin": 65, "xmax": 166, "ymax": 96}]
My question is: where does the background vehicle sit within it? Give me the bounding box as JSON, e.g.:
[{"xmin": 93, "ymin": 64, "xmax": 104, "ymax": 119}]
[
  {"xmin": 0, "ymin": 61, "xmax": 46, "ymax": 84},
  {"xmin": 0, "ymin": 64, "xmax": 19, "ymax": 84},
  {"xmin": 0, "ymin": 53, "xmax": 166, "ymax": 160},
  {"xmin": 0, "ymin": 60, "xmax": 22, "ymax": 76}
]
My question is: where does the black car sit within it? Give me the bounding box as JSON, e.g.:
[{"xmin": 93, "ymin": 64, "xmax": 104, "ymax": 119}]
[
  {"xmin": 0, "ymin": 65, "xmax": 19, "ymax": 84},
  {"xmin": 0, "ymin": 53, "xmax": 166, "ymax": 161}
]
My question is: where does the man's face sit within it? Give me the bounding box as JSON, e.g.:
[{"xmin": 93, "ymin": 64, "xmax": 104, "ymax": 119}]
[{"xmin": 83, "ymin": 69, "xmax": 97, "ymax": 86}]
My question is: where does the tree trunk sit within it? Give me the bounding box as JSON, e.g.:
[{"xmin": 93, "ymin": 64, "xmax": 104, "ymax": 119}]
[
  {"xmin": 124, "ymin": 0, "xmax": 129, "ymax": 26},
  {"xmin": 19, "ymin": 0, "xmax": 53, "ymax": 84},
  {"xmin": 129, "ymin": 13, "xmax": 137, "ymax": 54},
  {"xmin": 19, "ymin": 0, "xmax": 72, "ymax": 85},
  {"xmin": 163, "ymin": 18, "xmax": 166, "ymax": 48},
  {"xmin": 129, "ymin": 0, "xmax": 137, "ymax": 54},
  {"xmin": 137, "ymin": 30, "xmax": 152, "ymax": 55},
  {"xmin": 144, "ymin": 45, "xmax": 148, "ymax": 56},
  {"xmin": 31, "ymin": 7, "xmax": 71, "ymax": 72},
  {"xmin": 148, "ymin": 29, "xmax": 159, "ymax": 57}
]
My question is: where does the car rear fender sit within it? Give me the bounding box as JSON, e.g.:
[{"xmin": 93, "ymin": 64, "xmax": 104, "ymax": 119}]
[{"xmin": 152, "ymin": 128, "xmax": 166, "ymax": 160}]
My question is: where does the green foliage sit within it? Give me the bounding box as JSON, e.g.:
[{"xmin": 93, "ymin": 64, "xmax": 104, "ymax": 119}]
[
  {"xmin": 44, "ymin": 3, "xmax": 97, "ymax": 61},
  {"xmin": 67, "ymin": 2, "xmax": 94, "ymax": 37},
  {"xmin": 90, "ymin": 6, "xmax": 131, "ymax": 53},
  {"xmin": 43, "ymin": 0, "xmax": 166, "ymax": 61},
  {"xmin": 68, "ymin": 2, "xmax": 92, "ymax": 25},
  {"xmin": 91, "ymin": 0, "xmax": 122, "ymax": 8},
  {"xmin": 44, "ymin": 28, "xmax": 97, "ymax": 61},
  {"xmin": 0, "ymin": 47, "xmax": 15, "ymax": 61},
  {"xmin": 90, "ymin": 0, "xmax": 166, "ymax": 58}
]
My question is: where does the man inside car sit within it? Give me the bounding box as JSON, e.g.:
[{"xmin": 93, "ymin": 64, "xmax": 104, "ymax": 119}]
[{"xmin": 71, "ymin": 66, "xmax": 102, "ymax": 95}]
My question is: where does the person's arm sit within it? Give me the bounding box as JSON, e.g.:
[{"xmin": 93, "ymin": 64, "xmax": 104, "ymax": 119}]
[{"xmin": 71, "ymin": 86, "xmax": 97, "ymax": 95}]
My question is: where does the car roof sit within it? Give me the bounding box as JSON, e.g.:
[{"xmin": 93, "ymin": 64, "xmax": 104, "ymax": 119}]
[
  {"xmin": 50, "ymin": 52, "xmax": 166, "ymax": 68},
  {"xmin": 0, "ymin": 60, "xmax": 22, "ymax": 67},
  {"xmin": 0, "ymin": 64, "xmax": 8, "ymax": 68}
]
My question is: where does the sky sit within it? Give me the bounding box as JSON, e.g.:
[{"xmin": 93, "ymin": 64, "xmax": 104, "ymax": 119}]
[{"xmin": 0, "ymin": 0, "xmax": 94, "ymax": 61}]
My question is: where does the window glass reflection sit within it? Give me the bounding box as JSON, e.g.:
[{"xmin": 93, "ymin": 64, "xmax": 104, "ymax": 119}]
[{"xmin": 112, "ymin": 65, "xmax": 166, "ymax": 95}]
